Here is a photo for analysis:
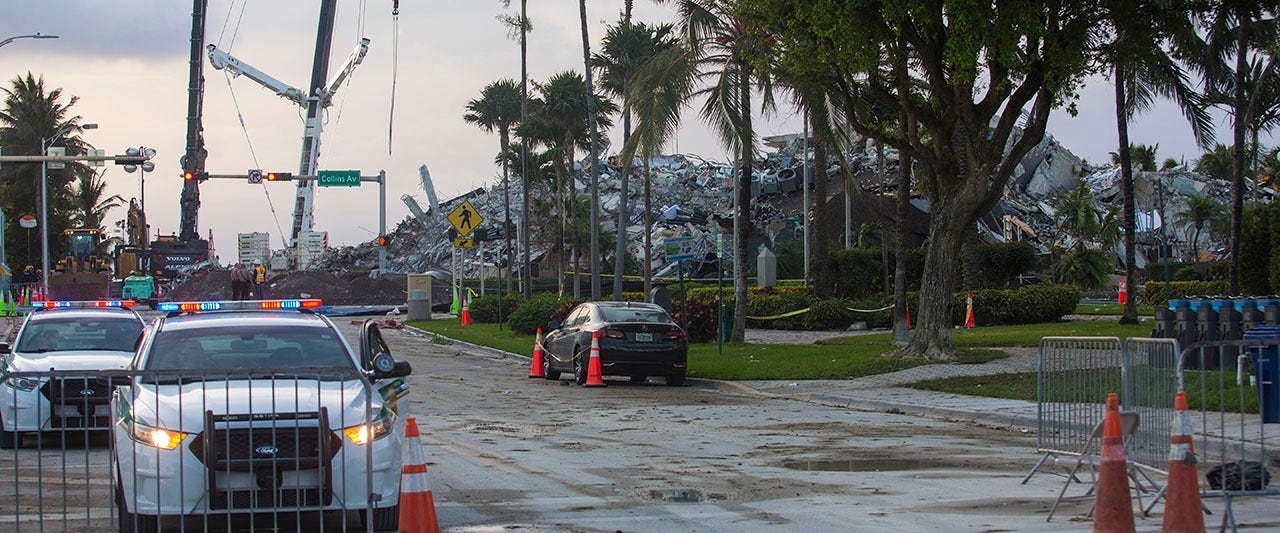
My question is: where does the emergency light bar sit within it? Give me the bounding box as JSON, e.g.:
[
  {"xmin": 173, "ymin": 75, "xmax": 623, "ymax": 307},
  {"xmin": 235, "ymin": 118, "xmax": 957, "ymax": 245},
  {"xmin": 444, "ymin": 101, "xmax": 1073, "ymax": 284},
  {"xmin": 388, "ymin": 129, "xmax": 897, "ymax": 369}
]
[
  {"xmin": 157, "ymin": 299, "xmax": 323, "ymax": 312},
  {"xmin": 34, "ymin": 300, "xmax": 138, "ymax": 309}
]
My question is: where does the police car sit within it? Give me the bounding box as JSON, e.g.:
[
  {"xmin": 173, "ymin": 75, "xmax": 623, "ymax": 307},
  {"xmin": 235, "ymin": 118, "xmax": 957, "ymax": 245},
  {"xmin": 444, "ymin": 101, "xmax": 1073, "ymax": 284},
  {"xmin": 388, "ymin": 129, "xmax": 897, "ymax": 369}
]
[
  {"xmin": 110, "ymin": 299, "xmax": 412, "ymax": 531},
  {"xmin": 0, "ymin": 300, "xmax": 145, "ymax": 448}
]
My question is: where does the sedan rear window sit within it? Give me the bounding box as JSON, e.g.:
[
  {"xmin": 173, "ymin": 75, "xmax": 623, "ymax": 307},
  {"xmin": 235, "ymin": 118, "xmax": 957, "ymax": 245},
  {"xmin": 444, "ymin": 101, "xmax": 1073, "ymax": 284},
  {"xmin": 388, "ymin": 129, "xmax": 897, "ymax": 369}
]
[
  {"xmin": 599, "ymin": 307, "xmax": 671, "ymax": 323},
  {"xmin": 144, "ymin": 325, "xmax": 353, "ymax": 371}
]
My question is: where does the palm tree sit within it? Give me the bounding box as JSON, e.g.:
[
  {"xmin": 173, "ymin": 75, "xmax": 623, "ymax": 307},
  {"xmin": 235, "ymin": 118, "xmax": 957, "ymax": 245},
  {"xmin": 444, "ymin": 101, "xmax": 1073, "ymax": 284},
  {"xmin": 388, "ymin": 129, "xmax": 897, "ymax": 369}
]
[
  {"xmin": 0, "ymin": 73, "xmax": 92, "ymax": 267},
  {"xmin": 1174, "ymin": 193, "xmax": 1228, "ymax": 261},
  {"xmin": 498, "ymin": 0, "xmax": 533, "ymax": 297},
  {"xmin": 578, "ymin": 0, "xmax": 606, "ymax": 300},
  {"xmin": 70, "ymin": 170, "xmax": 124, "ymax": 232},
  {"xmin": 1109, "ymin": 143, "xmax": 1162, "ymax": 172},
  {"xmin": 594, "ymin": 17, "xmax": 677, "ymax": 300},
  {"xmin": 1052, "ymin": 181, "xmax": 1122, "ymax": 289},
  {"xmin": 1196, "ymin": 143, "xmax": 1236, "ymax": 178},
  {"xmin": 1102, "ymin": 0, "xmax": 1214, "ymax": 323},
  {"xmin": 1189, "ymin": 2, "xmax": 1279, "ymax": 293},
  {"xmin": 637, "ymin": 0, "xmax": 777, "ymax": 342},
  {"xmin": 464, "ymin": 79, "xmax": 523, "ymax": 290}
]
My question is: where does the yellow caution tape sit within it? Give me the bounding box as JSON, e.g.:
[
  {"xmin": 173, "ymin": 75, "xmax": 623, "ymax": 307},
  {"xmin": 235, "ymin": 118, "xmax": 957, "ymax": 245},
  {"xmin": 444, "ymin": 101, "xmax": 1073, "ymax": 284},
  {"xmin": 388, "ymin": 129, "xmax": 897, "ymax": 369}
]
[
  {"xmin": 847, "ymin": 305, "xmax": 895, "ymax": 313},
  {"xmin": 746, "ymin": 308, "xmax": 810, "ymax": 320}
]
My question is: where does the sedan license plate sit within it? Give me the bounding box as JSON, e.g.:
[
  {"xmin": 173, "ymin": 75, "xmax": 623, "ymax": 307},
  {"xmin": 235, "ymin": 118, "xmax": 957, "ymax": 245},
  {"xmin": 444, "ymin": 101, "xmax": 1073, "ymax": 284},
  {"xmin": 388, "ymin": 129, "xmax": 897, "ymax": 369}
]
[{"xmin": 634, "ymin": 332, "xmax": 654, "ymax": 342}]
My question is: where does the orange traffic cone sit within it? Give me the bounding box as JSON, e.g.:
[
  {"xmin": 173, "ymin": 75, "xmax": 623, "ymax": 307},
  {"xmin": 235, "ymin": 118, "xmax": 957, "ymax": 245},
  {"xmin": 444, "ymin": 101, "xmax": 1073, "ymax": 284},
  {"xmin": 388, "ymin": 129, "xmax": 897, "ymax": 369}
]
[
  {"xmin": 1118, "ymin": 279, "xmax": 1129, "ymax": 305},
  {"xmin": 529, "ymin": 328, "xmax": 546, "ymax": 379},
  {"xmin": 964, "ymin": 293, "xmax": 976, "ymax": 328},
  {"xmin": 1161, "ymin": 392, "xmax": 1205, "ymax": 533},
  {"xmin": 905, "ymin": 305, "xmax": 912, "ymax": 330},
  {"xmin": 584, "ymin": 330, "xmax": 605, "ymax": 387},
  {"xmin": 399, "ymin": 417, "xmax": 440, "ymax": 533},
  {"xmin": 1094, "ymin": 393, "xmax": 1136, "ymax": 533},
  {"xmin": 460, "ymin": 294, "xmax": 472, "ymax": 326}
]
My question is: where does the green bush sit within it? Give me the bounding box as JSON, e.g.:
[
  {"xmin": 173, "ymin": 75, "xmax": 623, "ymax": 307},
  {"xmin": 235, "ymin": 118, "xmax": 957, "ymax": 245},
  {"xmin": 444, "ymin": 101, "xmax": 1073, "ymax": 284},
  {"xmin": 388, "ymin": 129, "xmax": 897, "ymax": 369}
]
[
  {"xmin": 1141, "ymin": 281, "xmax": 1230, "ymax": 307},
  {"xmin": 745, "ymin": 290, "xmax": 810, "ymax": 329},
  {"xmin": 672, "ymin": 298, "xmax": 720, "ymax": 343},
  {"xmin": 508, "ymin": 292, "xmax": 571, "ymax": 335},
  {"xmin": 469, "ymin": 294, "xmax": 524, "ymax": 323},
  {"xmin": 847, "ymin": 297, "xmax": 895, "ymax": 329},
  {"xmin": 804, "ymin": 298, "xmax": 854, "ymax": 330},
  {"xmin": 830, "ymin": 248, "xmax": 925, "ymax": 299},
  {"xmin": 977, "ymin": 241, "xmax": 1037, "ymax": 288},
  {"xmin": 924, "ymin": 283, "xmax": 1077, "ymax": 326}
]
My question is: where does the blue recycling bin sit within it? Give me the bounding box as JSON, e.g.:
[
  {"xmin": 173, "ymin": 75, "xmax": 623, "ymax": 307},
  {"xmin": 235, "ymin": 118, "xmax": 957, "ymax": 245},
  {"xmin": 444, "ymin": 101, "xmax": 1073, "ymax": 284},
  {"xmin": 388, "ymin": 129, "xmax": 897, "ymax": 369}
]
[{"xmin": 1243, "ymin": 325, "xmax": 1280, "ymax": 424}]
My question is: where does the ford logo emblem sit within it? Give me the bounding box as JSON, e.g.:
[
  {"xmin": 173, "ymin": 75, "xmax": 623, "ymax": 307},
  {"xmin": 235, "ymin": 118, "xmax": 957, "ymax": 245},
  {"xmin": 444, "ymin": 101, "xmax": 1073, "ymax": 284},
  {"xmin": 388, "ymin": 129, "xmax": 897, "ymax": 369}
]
[
  {"xmin": 255, "ymin": 445, "xmax": 279, "ymax": 456},
  {"xmin": 79, "ymin": 389, "xmax": 95, "ymax": 395}
]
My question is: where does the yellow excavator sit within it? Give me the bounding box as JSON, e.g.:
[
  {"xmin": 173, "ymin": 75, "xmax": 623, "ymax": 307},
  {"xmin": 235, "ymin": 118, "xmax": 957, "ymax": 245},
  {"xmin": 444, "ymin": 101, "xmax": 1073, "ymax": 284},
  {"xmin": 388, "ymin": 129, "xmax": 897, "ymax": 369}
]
[{"xmin": 49, "ymin": 228, "xmax": 113, "ymax": 300}]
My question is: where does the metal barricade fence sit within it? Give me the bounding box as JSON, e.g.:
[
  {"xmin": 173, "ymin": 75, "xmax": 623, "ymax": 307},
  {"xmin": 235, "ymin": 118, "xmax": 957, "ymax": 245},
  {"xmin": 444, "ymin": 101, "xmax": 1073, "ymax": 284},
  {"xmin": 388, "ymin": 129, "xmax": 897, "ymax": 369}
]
[
  {"xmin": 1122, "ymin": 338, "xmax": 1180, "ymax": 471},
  {"xmin": 1176, "ymin": 339, "xmax": 1280, "ymax": 532},
  {"xmin": 1030, "ymin": 336, "xmax": 1125, "ymax": 468},
  {"xmin": 0, "ymin": 367, "xmax": 397, "ymax": 533}
]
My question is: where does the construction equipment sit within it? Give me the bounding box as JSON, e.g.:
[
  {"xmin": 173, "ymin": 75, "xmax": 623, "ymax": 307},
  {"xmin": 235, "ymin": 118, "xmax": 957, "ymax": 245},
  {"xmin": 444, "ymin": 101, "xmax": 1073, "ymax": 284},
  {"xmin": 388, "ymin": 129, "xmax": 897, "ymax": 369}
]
[{"xmin": 49, "ymin": 229, "xmax": 112, "ymax": 300}]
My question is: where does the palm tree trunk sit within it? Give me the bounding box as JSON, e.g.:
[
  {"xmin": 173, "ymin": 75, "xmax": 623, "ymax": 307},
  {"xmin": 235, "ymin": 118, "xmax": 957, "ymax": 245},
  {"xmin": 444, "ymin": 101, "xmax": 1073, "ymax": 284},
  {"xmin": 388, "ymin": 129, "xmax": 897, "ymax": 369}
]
[
  {"xmin": 643, "ymin": 155, "xmax": 652, "ymax": 298},
  {"xmin": 580, "ymin": 0, "xmax": 602, "ymax": 300},
  {"xmin": 1115, "ymin": 64, "xmax": 1139, "ymax": 324},
  {"xmin": 732, "ymin": 61, "xmax": 752, "ymax": 343},
  {"xmin": 893, "ymin": 117, "xmax": 911, "ymax": 346},
  {"xmin": 557, "ymin": 152, "xmax": 567, "ymax": 297},
  {"xmin": 500, "ymin": 127, "xmax": 513, "ymax": 294},
  {"xmin": 613, "ymin": 109, "xmax": 632, "ymax": 300},
  {"xmin": 812, "ymin": 115, "xmax": 831, "ymax": 299},
  {"xmin": 519, "ymin": 0, "xmax": 532, "ymax": 298},
  {"xmin": 1229, "ymin": 15, "xmax": 1249, "ymax": 294}
]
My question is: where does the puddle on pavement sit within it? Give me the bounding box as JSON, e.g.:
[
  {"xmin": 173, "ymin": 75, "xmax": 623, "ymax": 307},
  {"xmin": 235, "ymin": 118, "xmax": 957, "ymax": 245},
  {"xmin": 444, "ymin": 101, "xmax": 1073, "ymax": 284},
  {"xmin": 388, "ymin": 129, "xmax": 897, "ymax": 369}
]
[
  {"xmin": 783, "ymin": 459, "xmax": 934, "ymax": 472},
  {"xmin": 649, "ymin": 489, "xmax": 724, "ymax": 503}
]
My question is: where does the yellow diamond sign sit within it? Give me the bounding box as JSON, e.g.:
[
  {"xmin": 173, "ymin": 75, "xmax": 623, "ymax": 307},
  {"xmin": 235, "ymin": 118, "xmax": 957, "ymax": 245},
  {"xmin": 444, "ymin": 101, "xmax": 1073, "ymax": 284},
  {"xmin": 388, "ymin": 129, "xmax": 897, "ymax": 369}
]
[{"xmin": 447, "ymin": 200, "xmax": 483, "ymax": 237}]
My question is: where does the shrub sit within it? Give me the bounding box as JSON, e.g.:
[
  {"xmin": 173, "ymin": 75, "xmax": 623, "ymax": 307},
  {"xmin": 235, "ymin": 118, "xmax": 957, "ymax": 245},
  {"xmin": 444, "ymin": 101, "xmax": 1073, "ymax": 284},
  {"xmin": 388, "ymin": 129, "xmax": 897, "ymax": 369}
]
[
  {"xmin": 1141, "ymin": 280, "xmax": 1230, "ymax": 307},
  {"xmin": 977, "ymin": 241, "xmax": 1037, "ymax": 288},
  {"xmin": 672, "ymin": 298, "xmax": 720, "ymax": 343},
  {"xmin": 830, "ymin": 248, "xmax": 926, "ymax": 299},
  {"xmin": 804, "ymin": 298, "xmax": 854, "ymax": 330},
  {"xmin": 469, "ymin": 294, "xmax": 524, "ymax": 323},
  {"xmin": 508, "ymin": 293, "xmax": 570, "ymax": 335},
  {"xmin": 920, "ymin": 283, "xmax": 1077, "ymax": 326}
]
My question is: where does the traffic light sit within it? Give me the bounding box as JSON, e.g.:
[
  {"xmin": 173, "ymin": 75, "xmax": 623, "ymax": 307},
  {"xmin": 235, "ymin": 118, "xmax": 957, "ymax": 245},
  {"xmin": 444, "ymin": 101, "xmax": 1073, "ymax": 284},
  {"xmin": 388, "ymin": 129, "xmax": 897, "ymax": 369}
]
[
  {"xmin": 183, "ymin": 171, "xmax": 195, "ymax": 181},
  {"xmin": 266, "ymin": 171, "xmax": 293, "ymax": 181},
  {"xmin": 377, "ymin": 234, "xmax": 389, "ymax": 247}
]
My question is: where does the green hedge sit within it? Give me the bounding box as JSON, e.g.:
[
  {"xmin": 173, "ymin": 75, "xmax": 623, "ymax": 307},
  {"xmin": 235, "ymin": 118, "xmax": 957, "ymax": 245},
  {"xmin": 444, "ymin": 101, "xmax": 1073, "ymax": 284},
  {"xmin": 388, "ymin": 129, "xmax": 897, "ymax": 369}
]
[
  {"xmin": 469, "ymin": 294, "xmax": 524, "ymax": 323},
  {"xmin": 909, "ymin": 283, "xmax": 1078, "ymax": 326},
  {"xmin": 508, "ymin": 293, "xmax": 574, "ymax": 335},
  {"xmin": 1141, "ymin": 281, "xmax": 1230, "ymax": 307}
]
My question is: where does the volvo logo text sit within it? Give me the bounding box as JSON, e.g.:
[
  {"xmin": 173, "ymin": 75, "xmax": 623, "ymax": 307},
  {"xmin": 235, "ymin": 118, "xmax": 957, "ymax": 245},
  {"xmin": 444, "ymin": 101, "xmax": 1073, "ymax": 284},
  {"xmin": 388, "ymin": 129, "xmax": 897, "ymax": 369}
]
[{"xmin": 254, "ymin": 445, "xmax": 279, "ymax": 456}]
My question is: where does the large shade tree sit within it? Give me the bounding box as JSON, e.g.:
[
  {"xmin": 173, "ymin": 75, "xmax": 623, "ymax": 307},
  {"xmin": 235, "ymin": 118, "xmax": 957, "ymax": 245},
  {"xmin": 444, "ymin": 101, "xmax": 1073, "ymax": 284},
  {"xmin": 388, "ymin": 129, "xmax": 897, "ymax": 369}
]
[
  {"xmin": 0, "ymin": 73, "xmax": 94, "ymax": 269},
  {"xmin": 748, "ymin": 1, "xmax": 1101, "ymax": 359}
]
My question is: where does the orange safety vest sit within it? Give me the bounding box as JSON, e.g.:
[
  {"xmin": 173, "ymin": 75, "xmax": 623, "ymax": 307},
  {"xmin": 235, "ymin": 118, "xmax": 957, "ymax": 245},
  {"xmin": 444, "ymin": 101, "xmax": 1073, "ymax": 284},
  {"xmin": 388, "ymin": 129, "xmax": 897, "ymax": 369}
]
[{"xmin": 254, "ymin": 265, "xmax": 265, "ymax": 283}]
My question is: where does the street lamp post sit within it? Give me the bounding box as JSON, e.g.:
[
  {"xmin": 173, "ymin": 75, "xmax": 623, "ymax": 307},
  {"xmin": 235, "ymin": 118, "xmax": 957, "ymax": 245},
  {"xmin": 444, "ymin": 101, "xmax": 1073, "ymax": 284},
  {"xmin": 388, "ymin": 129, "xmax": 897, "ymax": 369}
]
[
  {"xmin": 123, "ymin": 146, "xmax": 157, "ymax": 214},
  {"xmin": 40, "ymin": 123, "xmax": 97, "ymax": 296},
  {"xmin": 0, "ymin": 33, "xmax": 58, "ymax": 50}
]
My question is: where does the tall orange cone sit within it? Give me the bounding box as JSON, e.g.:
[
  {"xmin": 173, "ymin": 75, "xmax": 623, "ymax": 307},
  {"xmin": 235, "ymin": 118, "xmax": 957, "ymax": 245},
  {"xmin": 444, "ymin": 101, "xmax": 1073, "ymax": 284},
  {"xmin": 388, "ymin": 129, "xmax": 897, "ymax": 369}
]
[
  {"xmin": 459, "ymin": 293, "xmax": 472, "ymax": 326},
  {"xmin": 584, "ymin": 330, "xmax": 605, "ymax": 387},
  {"xmin": 399, "ymin": 417, "xmax": 440, "ymax": 533},
  {"xmin": 529, "ymin": 328, "xmax": 546, "ymax": 378},
  {"xmin": 964, "ymin": 293, "xmax": 976, "ymax": 328},
  {"xmin": 1094, "ymin": 393, "xmax": 1136, "ymax": 533},
  {"xmin": 1161, "ymin": 392, "xmax": 1205, "ymax": 533},
  {"xmin": 906, "ymin": 304, "xmax": 912, "ymax": 329},
  {"xmin": 1118, "ymin": 279, "xmax": 1128, "ymax": 305}
]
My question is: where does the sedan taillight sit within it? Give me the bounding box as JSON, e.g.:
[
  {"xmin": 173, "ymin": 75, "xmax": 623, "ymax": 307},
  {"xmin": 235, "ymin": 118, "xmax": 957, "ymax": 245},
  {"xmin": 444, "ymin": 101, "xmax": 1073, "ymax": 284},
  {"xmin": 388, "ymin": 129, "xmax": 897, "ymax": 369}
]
[
  {"xmin": 664, "ymin": 330, "xmax": 687, "ymax": 341},
  {"xmin": 601, "ymin": 328, "xmax": 626, "ymax": 339}
]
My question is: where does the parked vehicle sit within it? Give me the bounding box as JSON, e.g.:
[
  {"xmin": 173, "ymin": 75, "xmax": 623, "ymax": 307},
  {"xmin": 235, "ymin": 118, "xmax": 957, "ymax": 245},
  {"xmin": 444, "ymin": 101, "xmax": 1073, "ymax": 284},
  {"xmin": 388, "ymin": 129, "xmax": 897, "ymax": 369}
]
[{"xmin": 542, "ymin": 301, "xmax": 688, "ymax": 386}]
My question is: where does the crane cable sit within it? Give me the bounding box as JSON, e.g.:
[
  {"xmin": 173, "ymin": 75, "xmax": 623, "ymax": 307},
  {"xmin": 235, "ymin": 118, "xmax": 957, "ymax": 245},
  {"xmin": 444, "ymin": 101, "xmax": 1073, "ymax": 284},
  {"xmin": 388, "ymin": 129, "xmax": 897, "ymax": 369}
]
[
  {"xmin": 223, "ymin": 70, "xmax": 289, "ymax": 247},
  {"xmin": 386, "ymin": 0, "xmax": 396, "ymax": 153}
]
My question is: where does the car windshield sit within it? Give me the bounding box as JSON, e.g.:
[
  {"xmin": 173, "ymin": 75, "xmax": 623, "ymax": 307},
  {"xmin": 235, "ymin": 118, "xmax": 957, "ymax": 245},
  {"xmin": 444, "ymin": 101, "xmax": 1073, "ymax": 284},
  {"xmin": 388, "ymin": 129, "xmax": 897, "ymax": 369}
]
[
  {"xmin": 599, "ymin": 307, "xmax": 671, "ymax": 323},
  {"xmin": 16, "ymin": 316, "xmax": 143, "ymax": 354},
  {"xmin": 143, "ymin": 324, "xmax": 354, "ymax": 373}
]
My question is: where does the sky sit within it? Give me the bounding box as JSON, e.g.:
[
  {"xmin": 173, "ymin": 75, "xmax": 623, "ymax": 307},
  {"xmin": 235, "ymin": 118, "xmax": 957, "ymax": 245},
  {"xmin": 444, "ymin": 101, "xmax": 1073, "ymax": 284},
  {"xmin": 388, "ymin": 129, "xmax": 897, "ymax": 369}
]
[{"xmin": 1, "ymin": 1, "xmax": 1265, "ymax": 251}]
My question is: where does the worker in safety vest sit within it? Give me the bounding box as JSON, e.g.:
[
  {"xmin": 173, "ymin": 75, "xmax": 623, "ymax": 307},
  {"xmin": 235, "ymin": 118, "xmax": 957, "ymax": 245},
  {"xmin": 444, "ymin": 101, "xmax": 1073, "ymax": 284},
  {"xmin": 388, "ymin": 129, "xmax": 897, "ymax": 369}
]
[{"xmin": 252, "ymin": 260, "xmax": 266, "ymax": 300}]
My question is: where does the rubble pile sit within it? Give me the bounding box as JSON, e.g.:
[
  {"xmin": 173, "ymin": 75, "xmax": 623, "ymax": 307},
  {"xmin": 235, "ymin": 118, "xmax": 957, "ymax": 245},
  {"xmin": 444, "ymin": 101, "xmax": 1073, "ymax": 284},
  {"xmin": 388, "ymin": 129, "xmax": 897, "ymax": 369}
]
[{"xmin": 307, "ymin": 132, "xmax": 1264, "ymax": 281}]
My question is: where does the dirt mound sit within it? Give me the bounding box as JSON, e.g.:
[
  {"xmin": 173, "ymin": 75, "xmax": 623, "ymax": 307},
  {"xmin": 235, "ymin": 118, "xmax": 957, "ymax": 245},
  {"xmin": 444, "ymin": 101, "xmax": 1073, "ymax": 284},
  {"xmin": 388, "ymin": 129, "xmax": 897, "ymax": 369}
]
[{"xmin": 167, "ymin": 269, "xmax": 407, "ymax": 306}]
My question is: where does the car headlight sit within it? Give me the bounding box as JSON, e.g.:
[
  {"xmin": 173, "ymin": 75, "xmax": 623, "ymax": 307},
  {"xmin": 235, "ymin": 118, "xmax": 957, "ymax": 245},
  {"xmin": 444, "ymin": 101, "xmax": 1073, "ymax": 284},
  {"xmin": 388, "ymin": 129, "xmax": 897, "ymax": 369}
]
[
  {"xmin": 342, "ymin": 415, "xmax": 394, "ymax": 445},
  {"xmin": 3, "ymin": 375, "xmax": 40, "ymax": 392},
  {"xmin": 128, "ymin": 420, "xmax": 188, "ymax": 450}
]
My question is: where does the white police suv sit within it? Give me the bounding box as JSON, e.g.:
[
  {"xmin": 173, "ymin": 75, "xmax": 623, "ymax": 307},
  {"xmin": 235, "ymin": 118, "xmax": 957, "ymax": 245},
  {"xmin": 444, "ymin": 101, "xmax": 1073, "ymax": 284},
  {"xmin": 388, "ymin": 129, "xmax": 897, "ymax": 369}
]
[
  {"xmin": 1, "ymin": 300, "xmax": 145, "ymax": 448},
  {"xmin": 110, "ymin": 299, "xmax": 412, "ymax": 531}
]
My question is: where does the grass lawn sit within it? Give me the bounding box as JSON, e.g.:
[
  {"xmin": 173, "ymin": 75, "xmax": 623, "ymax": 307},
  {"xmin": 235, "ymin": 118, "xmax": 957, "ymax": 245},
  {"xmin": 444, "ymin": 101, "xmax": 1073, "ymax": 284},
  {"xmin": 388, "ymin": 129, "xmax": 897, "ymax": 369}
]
[
  {"xmin": 819, "ymin": 321, "xmax": 1155, "ymax": 348},
  {"xmin": 404, "ymin": 320, "xmax": 536, "ymax": 357},
  {"xmin": 1075, "ymin": 303, "xmax": 1156, "ymax": 316}
]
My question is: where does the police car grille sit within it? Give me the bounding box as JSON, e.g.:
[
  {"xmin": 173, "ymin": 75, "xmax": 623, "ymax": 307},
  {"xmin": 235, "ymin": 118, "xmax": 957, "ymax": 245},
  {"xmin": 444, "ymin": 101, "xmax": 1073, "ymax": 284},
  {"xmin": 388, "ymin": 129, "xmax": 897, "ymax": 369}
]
[
  {"xmin": 40, "ymin": 378, "xmax": 113, "ymax": 405},
  {"xmin": 212, "ymin": 488, "xmax": 326, "ymax": 510},
  {"xmin": 190, "ymin": 427, "xmax": 342, "ymax": 468}
]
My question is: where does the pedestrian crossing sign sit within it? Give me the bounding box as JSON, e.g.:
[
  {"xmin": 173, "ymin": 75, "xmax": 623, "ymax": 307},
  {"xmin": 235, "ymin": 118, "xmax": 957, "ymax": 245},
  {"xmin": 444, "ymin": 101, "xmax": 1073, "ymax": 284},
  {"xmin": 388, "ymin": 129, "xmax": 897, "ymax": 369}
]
[{"xmin": 447, "ymin": 200, "xmax": 483, "ymax": 237}]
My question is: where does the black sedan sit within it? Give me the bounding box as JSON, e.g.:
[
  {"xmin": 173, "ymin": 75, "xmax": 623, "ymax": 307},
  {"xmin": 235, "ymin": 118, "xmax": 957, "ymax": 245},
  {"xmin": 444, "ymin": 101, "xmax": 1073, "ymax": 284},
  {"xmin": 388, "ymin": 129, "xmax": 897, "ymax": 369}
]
[{"xmin": 541, "ymin": 301, "xmax": 688, "ymax": 386}]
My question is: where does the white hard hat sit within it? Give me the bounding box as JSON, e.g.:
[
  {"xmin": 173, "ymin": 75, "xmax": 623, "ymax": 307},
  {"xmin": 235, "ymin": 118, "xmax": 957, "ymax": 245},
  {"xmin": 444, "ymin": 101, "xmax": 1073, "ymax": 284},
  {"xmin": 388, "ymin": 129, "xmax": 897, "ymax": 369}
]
[{"xmin": 252, "ymin": 259, "xmax": 261, "ymax": 265}]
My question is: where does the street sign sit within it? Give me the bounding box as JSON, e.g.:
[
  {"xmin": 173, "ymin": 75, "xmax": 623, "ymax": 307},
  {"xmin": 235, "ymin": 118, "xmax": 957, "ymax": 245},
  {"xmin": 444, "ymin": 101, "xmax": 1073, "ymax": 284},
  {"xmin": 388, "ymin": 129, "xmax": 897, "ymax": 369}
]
[
  {"xmin": 453, "ymin": 237, "xmax": 474, "ymax": 248},
  {"xmin": 247, "ymin": 169, "xmax": 263, "ymax": 184},
  {"xmin": 317, "ymin": 170, "xmax": 360, "ymax": 187},
  {"xmin": 18, "ymin": 216, "xmax": 37, "ymax": 229},
  {"xmin": 46, "ymin": 147, "xmax": 65, "ymax": 169},
  {"xmin": 447, "ymin": 200, "xmax": 483, "ymax": 237},
  {"xmin": 664, "ymin": 236, "xmax": 695, "ymax": 261}
]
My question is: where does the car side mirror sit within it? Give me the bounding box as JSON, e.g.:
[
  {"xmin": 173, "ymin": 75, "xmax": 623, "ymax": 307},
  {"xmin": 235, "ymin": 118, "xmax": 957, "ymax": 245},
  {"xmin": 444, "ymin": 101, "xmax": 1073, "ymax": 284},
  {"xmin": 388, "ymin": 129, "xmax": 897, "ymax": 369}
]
[
  {"xmin": 547, "ymin": 320, "xmax": 561, "ymax": 331},
  {"xmin": 371, "ymin": 352, "xmax": 412, "ymax": 379},
  {"xmin": 0, "ymin": 342, "xmax": 9, "ymax": 353}
]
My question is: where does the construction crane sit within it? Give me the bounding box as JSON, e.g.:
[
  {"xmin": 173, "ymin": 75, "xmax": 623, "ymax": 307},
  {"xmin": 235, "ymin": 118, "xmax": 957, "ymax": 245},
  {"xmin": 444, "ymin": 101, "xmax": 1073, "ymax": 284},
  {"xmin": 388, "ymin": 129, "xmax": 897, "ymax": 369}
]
[{"xmin": 206, "ymin": 0, "xmax": 369, "ymax": 268}]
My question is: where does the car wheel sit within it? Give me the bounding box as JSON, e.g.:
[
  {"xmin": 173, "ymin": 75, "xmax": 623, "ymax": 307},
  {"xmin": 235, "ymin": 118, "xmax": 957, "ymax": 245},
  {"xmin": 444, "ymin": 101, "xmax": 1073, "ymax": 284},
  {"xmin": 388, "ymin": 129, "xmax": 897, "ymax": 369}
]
[
  {"xmin": 666, "ymin": 372, "xmax": 686, "ymax": 387},
  {"xmin": 115, "ymin": 479, "xmax": 160, "ymax": 533},
  {"xmin": 573, "ymin": 349, "xmax": 587, "ymax": 385},
  {"xmin": 542, "ymin": 355, "xmax": 560, "ymax": 380},
  {"xmin": 361, "ymin": 504, "xmax": 400, "ymax": 531},
  {"xmin": 0, "ymin": 412, "xmax": 20, "ymax": 449},
  {"xmin": 629, "ymin": 375, "xmax": 647, "ymax": 383}
]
